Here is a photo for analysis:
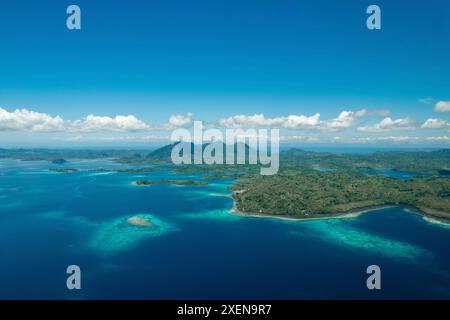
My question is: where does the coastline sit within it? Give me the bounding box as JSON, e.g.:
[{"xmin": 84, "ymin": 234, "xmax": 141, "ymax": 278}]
[
  {"xmin": 229, "ymin": 199, "xmax": 393, "ymax": 222},
  {"xmin": 403, "ymin": 207, "xmax": 450, "ymax": 228},
  {"xmin": 229, "ymin": 191, "xmax": 450, "ymax": 226},
  {"xmin": 422, "ymin": 216, "xmax": 450, "ymax": 228}
]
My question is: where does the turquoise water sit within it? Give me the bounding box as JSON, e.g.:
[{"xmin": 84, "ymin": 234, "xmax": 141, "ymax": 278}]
[{"xmin": 1, "ymin": 159, "xmax": 450, "ymax": 299}]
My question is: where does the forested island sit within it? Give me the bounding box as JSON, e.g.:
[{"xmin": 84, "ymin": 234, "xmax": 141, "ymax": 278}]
[
  {"xmin": 134, "ymin": 180, "xmax": 209, "ymax": 186},
  {"xmin": 229, "ymin": 148, "xmax": 450, "ymax": 220},
  {"xmin": 231, "ymin": 169, "xmax": 450, "ymax": 220}
]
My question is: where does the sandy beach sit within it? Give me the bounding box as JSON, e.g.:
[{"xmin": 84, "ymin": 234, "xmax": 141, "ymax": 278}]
[{"xmin": 229, "ymin": 191, "xmax": 450, "ymax": 225}]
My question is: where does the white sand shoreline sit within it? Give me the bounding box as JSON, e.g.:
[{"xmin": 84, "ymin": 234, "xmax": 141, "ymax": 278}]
[
  {"xmin": 229, "ymin": 202, "xmax": 394, "ymax": 222},
  {"xmin": 228, "ymin": 191, "xmax": 450, "ymax": 226}
]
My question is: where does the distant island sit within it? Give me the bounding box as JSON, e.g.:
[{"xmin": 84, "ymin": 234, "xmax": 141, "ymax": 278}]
[
  {"xmin": 51, "ymin": 158, "xmax": 67, "ymax": 164},
  {"xmin": 50, "ymin": 168, "xmax": 78, "ymax": 173},
  {"xmin": 134, "ymin": 180, "xmax": 209, "ymax": 186},
  {"xmin": 49, "ymin": 167, "xmax": 159, "ymax": 173}
]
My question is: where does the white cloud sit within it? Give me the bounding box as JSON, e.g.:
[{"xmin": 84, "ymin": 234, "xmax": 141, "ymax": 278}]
[
  {"xmin": 322, "ymin": 109, "xmax": 367, "ymax": 130},
  {"xmin": 0, "ymin": 107, "xmax": 65, "ymax": 132},
  {"xmin": 71, "ymin": 115, "xmax": 149, "ymax": 132},
  {"xmin": 279, "ymin": 135, "xmax": 319, "ymax": 142},
  {"xmin": 282, "ymin": 113, "xmax": 321, "ymax": 129},
  {"xmin": 434, "ymin": 101, "xmax": 450, "ymax": 112},
  {"xmin": 425, "ymin": 136, "xmax": 450, "ymax": 142},
  {"xmin": 330, "ymin": 136, "xmax": 421, "ymax": 144},
  {"xmin": 284, "ymin": 134, "xmax": 450, "ymax": 144},
  {"xmin": 165, "ymin": 112, "xmax": 193, "ymax": 129},
  {"xmin": 421, "ymin": 118, "xmax": 449, "ymax": 129},
  {"xmin": 55, "ymin": 134, "xmax": 170, "ymax": 142},
  {"xmin": 96, "ymin": 134, "xmax": 169, "ymax": 142},
  {"xmin": 373, "ymin": 136, "xmax": 420, "ymax": 142},
  {"xmin": 218, "ymin": 113, "xmax": 322, "ymax": 130},
  {"xmin": 332, "ymin": 135, "xmax": 450, "ymax": 144},
  {"xmin": 279, "ymin": 135, "xmax": 450, "ymax": 144},
  {"xmin": 0, "ymin": 107, "xmax": 150, "ymax": 132},
  {"xmin": 218, "ymin": 109, "xmax": 370, "ymax": 131},
  {"xmin": 219, "ymin": 113, "xmax": 286, "ymax": 129},
  {"xmin": 5, "ymin": 106, "xmax": 449, "ymax": 147},
  {"xmin": 357, "ymin": 117, "xmax": 416, "ymax": 132}
]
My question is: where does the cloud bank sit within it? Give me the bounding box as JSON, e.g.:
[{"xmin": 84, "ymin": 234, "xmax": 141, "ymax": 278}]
[
  {"xmin": 357, "ymin": 117, "xmax": 416, "ymax": 132},
  {"xmin": 0, "ymin": 108, "xmax": 65, "ymax": 132},
  {"xmin": 0, "ymin": 107, "xmax": 193, "ymax": 132},
  {"xmin": 421, "ymin": 118, "xmax": 449, "ymax": 130},
  {"xmin": 218, "ymin": 109, "xmax": 373, "ymax": 131},
  {"xmin": 1, "ymin": 105, "xmax": 450, "ymax": 145}
]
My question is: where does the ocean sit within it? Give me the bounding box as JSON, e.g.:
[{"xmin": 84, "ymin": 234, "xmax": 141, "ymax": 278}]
[{"xmin": 1, "ymin": 158, "xmax": 450, "ymax": 299}]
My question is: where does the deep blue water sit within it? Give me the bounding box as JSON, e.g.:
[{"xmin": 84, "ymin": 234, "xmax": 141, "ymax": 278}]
[{"xmin": 1, "ymin": 159, "xmax": 450, "ymax": 299}]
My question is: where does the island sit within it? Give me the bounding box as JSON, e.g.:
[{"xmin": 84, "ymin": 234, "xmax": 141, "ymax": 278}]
[
  {"xmin": 50, "ymin": 168, "xmax": 79, "ymax": 173},
  {"xmin": 134, "ymin": 180, "xmax": 209, "ymax": 186},
  {"xmin": 231, "ymin": 164, "xmax": 450, "ymax": 221},
  {"xmin": 51, "ymin": 158, "xmax": 67, "ymax": 164}
]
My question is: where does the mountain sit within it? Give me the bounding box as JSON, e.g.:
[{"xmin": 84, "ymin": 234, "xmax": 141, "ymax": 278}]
[
  {"xmin": 145, "ymin": 142, "xmax": 186, "ymax": 163},
  {"xmin": 145, "ymin": 141, "xmax": 253, "ymax": 164}
]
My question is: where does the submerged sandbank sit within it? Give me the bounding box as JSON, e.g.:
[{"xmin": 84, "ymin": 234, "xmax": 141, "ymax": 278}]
[{"xmin": 89, "ymin": 214, "xmax": 173, "ymax": 254}]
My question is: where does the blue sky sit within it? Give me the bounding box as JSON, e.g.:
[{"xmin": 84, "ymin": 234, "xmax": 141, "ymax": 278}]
[{"xmin": 0, "ymin": 0, "xmax": 449, "ymax": 147}]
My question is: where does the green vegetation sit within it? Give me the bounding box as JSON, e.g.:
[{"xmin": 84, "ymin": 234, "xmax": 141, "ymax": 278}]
[
  {"xmin": 134, "ymin": 180, "xmax": 209, "ymax": 186},
  {"xmin": 116, "ymin": 167, "xmax": 160, "ymax": 173},
  {"xmin": 50, "ymin": 168, "xmax": 79, "ymax": 173},
  {"xmin": 279, "ymin": 148, "xmax": 450, "ymax": 175},
  {"xmin": 232, "ymin": 148, "xmax": 450, "ymax": 219},
  {"xmin": 0, "ymin": 149, "xmax": 146, "ymax": 162},
  {"xmin": 233, "ymin": 171, "xmax": 450, "ymax": 219},
  {"xmin": 51, "ymin": 158, "xmax": 67, "ymax": 164},
  {"xmin": 50, "ymin": 167, "xmax": 160, "ymax": 173},
  {"xmin": 201, "ymin": 173, "xmax": 245, "ymax": 179}
]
